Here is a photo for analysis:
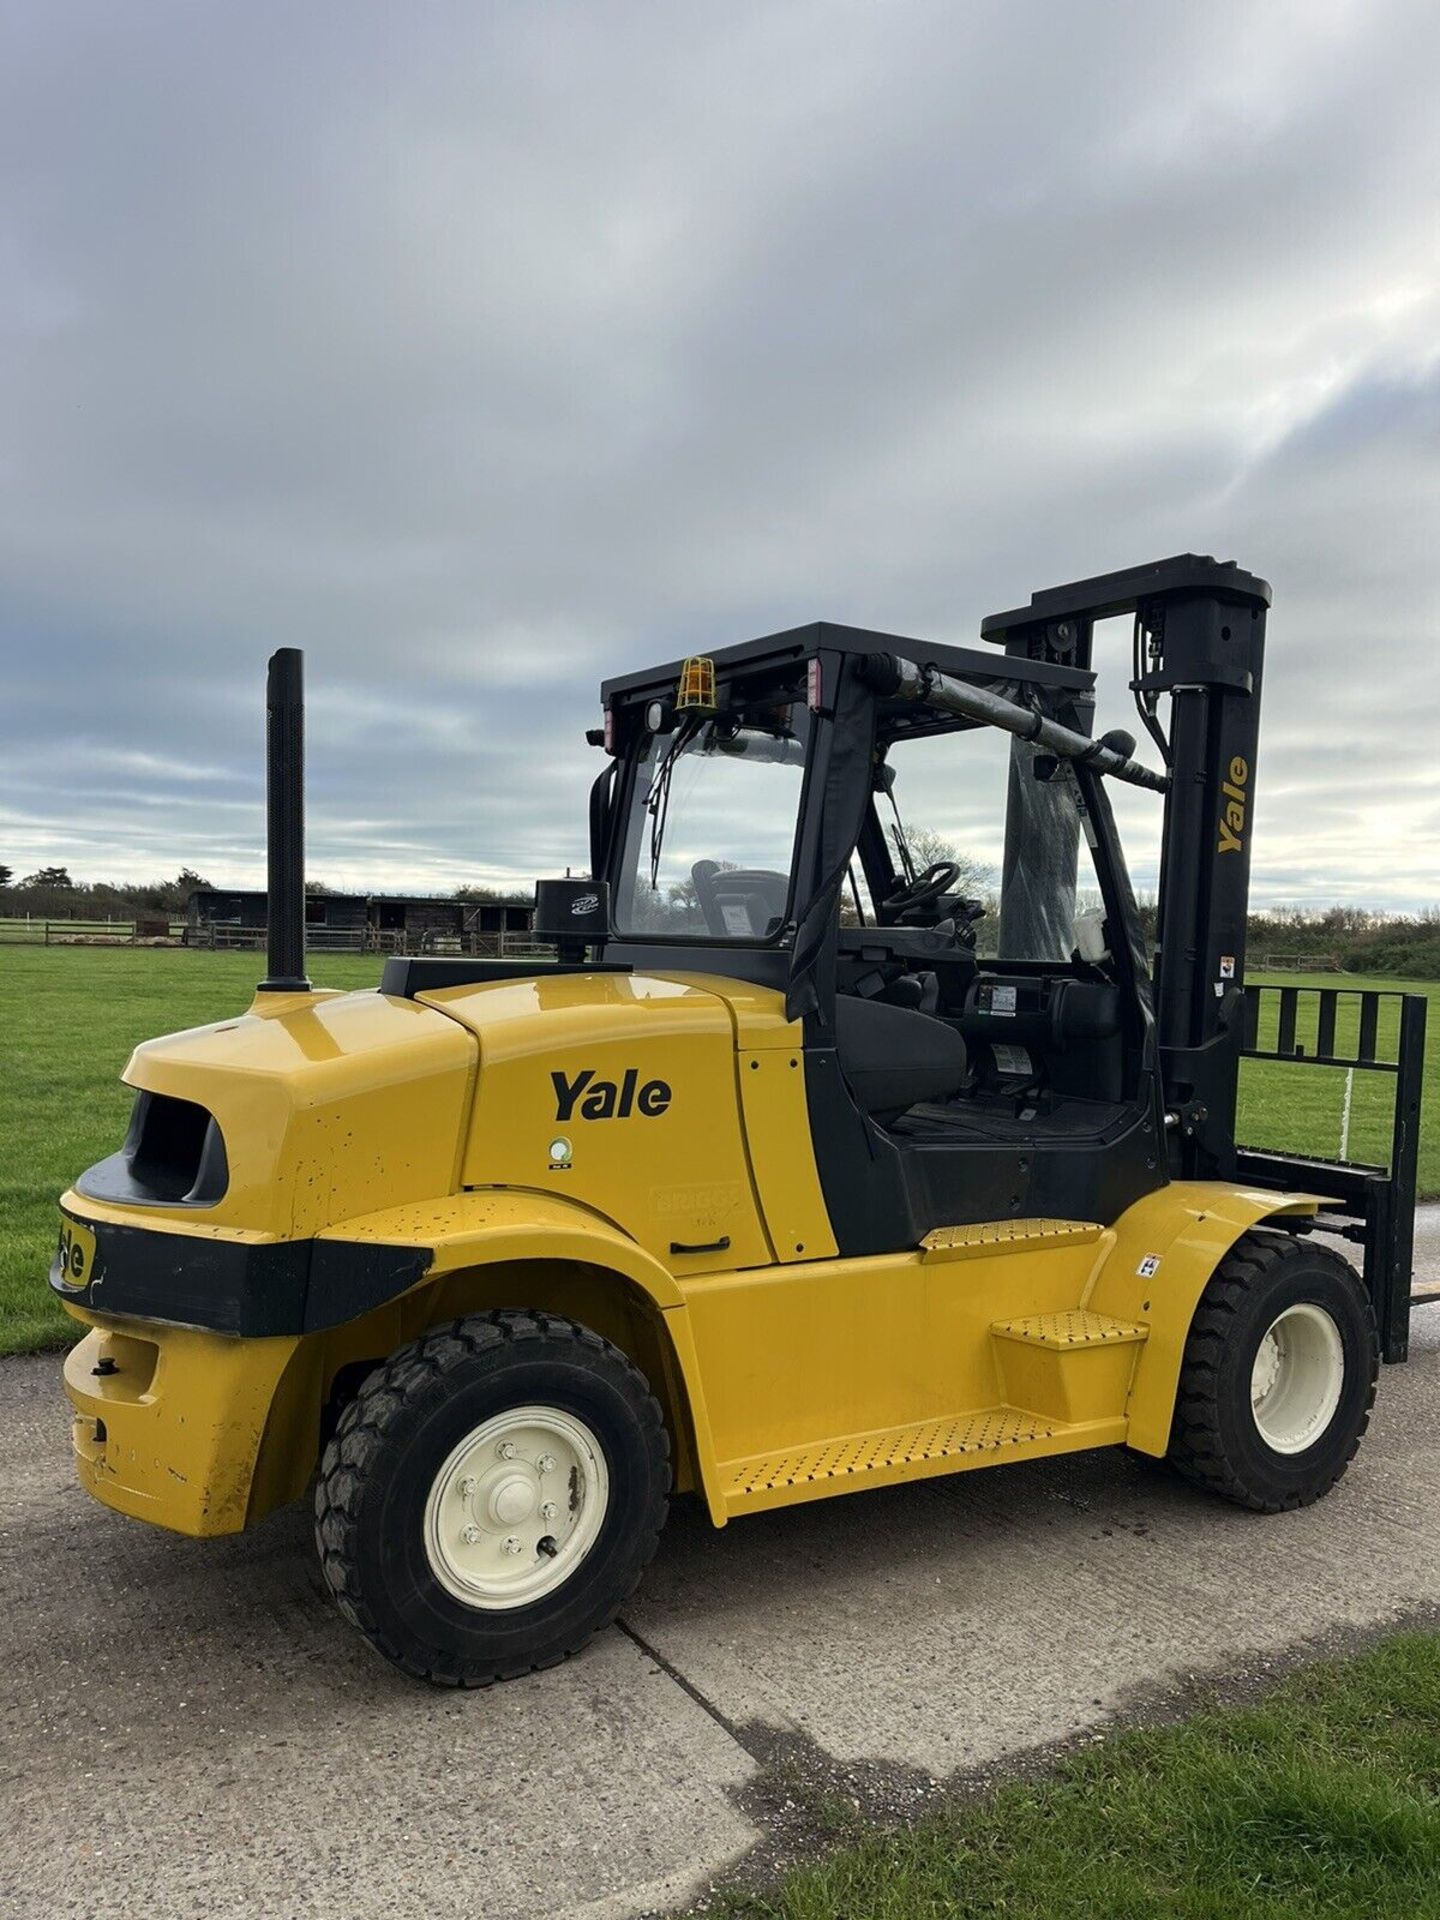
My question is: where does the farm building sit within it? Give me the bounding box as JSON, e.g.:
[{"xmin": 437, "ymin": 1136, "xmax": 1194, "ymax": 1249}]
[
  {"xmin": 367, "ymin": 894, "xmax": 537, "ymax": 943},
  {"xmin": 186, "ymin": 888, "xmax": 536, "ymax": 954},
  {"xmin": 186, "ymin": 888, "xmax": 368, "ymax": 946}
]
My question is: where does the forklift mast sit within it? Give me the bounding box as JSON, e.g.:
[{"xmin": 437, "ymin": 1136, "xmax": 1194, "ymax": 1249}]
[{"xmin": 981, "ymin": 554, "xmax": 1272, "ymax": 1178}]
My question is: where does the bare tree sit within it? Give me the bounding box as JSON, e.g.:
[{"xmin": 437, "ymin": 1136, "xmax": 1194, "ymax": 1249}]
[{"xmin": 888, "ymin": 825, "xmax": 992, "ymax": 897}]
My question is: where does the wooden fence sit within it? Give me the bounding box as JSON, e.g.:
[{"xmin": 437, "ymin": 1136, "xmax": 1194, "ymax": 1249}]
[
  {"xmin": 189, "ymin": 923, "xmax": 549, "ymax": 959},
  {"xmin": 1, "ymin": 916, "xmax": 547, "ymax": 959},
  {"xmin": 0, "ymin": 917, "xmax": 186, "ymax": 946},
  {"xmin": 1254, "ymin": 952, "xmax": 1344, "ymax": 973}
]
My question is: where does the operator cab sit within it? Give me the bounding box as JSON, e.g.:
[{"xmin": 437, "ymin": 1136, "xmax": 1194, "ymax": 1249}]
[{"xmin": 596, "ymin": 620, "xmax": 1162, "ymax": 1254}]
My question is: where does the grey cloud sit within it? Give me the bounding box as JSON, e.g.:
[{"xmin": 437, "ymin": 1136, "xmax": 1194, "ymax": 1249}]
[{"xmin": 2, "ymin": 0, "xmax": 1438, "ymax": 908}]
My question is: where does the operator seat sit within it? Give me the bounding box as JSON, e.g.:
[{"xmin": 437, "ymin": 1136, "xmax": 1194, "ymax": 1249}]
[
  {"xmin": 693, "ymin": 859, "xmax": 789, "ymax": 938},
  {"xmin": 833, "ymin": 995, "xmax": 968, "ymax": 1126}
]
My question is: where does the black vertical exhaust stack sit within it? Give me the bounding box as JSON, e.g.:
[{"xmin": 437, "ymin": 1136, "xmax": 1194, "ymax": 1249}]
[{"xmin": 258, "ymin": 647, "xmax": 311, "ymax": 993}]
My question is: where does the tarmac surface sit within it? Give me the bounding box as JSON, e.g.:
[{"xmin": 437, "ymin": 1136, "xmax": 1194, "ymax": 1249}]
[{"xmin": 4, "ymin": 1206, "xmax": 1438, "ymax": 1919}]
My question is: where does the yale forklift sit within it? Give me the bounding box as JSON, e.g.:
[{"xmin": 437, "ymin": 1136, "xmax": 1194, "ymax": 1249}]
[{"xmin": 54, "ymin": 555, "xmax": 1426, "ymax": 1686}]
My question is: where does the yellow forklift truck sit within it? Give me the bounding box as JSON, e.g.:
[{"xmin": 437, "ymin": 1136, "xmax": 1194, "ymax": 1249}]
[{"xmin": 54, "ymin": 556, "xmax": 1427, "ymax": 1685}]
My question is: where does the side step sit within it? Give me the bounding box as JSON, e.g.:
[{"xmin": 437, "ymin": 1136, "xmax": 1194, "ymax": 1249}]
[
  {"xmin": 920, "ymin": 1218, "xmax": 1103, "ymax": 1262},
  {"xmin": 722, "ymin": 1406, "xmax": 1127, "ymax": 1517},
  {"xmin": 991, "ymin": 1310, "xmax": 1148, "ymax": 1426},
  {"xmin": 992, "ymin": 1309, "xmax": 1148, "ymax": 1348}
]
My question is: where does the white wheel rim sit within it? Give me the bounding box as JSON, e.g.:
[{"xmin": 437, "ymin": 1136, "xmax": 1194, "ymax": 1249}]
[
  {"xmin": 1250, "ymin": 1303, "xmax": 1345, "ymax": 1455},
  {"xmin": 423, "ymin": 1405, "xmax": 609, "ymax": 1610}
]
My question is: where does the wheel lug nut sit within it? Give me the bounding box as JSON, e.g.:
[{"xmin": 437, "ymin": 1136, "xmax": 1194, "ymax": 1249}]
[
  {"xmin": 497, "ymin": 1441, "xmax": 517, "ymax": 1460},
  {"xmin": 459, "ymin": 1476, "xmax": 477, "ymax": 1499},
  {"xmin": 462, "ymin": 1524, "xmax": 481, "ymax": 1545},
  {"xmin": 503, "ymin": 1536, "xmax": 522, "ymax": 1555},
  {"xmin": 537, "ymin": 1454, "xmax": 556, "ymax": 1473},
  {"xmin": 539, "ymin": 1501, "xmax": 557, "ymax": 1522}
]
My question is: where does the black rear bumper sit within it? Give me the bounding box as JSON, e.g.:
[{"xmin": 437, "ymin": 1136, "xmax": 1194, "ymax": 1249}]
[{"xmin": 52, "ymin": 1203, "xmax": 431, "ymax": 1337}]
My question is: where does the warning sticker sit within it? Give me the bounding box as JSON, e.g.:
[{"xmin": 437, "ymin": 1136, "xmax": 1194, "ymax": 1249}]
[
  {"xmin": 990, "ymin": 984, "xmax": 1017, "ymax": 1017},
  {"xmin": 1137, "ymin": 1254, "xmax": 1162, "ymax": 1278},
  {"xmin": 1219, "ymin": 955, "xmax": 1236, "ymax": 979},
  {"xmin": 990, "ymin": 1043, "xmax": 1033, "ymax": 1077}
]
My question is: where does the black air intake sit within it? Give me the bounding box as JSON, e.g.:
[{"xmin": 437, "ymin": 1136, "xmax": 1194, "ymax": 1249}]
[
  {"xmin": 258, "ymin": 647, "xmax": 311, "ymax": 992},
  {"xmin": 534, "ymin": 877, "xmax": 610, "ymax": 964}
]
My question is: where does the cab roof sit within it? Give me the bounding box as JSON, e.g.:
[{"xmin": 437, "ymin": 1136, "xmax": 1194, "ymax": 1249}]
[{"xmin": 600, "ymin": 619, "xmax": 1093, "ymax": 705}]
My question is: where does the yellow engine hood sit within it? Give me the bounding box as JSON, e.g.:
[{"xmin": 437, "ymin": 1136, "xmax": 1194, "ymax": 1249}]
[{"xmin": 85, "ymin": 988, "xmax": 477, "ymax": 1238}]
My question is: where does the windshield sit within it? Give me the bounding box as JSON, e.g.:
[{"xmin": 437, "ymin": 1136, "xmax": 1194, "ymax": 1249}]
[{"xmin": 614, "ymin": 692, "xmax": 811, "ymax": 941}]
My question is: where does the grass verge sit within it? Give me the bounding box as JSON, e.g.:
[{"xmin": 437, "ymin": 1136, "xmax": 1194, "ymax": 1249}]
[
  {"xmin": 689, "ymin": 1631, "xmax": 1440, "ymax": 1920},
  {"xmin": 1, "ymin": 951, "xmax": 1436, "ymax": 1353}
]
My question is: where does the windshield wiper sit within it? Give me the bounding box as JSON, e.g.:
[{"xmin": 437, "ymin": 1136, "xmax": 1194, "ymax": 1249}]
[{"xmin": 645, "ymin": 716, "xmax": 701, "ymax": 892}]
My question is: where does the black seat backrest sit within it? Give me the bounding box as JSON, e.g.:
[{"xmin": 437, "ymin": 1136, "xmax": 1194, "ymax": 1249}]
[
  {"xmin": 833, "ymin": 995, "xmax": 968, "ymax": 1124},
  {"xmin": 693, "ymin": 861, "xmax": 789, "ymax": 938}
]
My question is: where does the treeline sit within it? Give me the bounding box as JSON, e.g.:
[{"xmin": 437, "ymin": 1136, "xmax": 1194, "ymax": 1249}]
[
  {"xmin": 1123, "ymin": 901, "xmax": 1440, "ymax": 978},
  {"xmin": 4, "ymin": 863, "xmax": 1437, "ymax": 977},
  {"xmin": 0, "ymin": 866, "xmax": 525, "ymax": 920},
  {"xmin": 0, "ymin": 866, "xmax": 215, "ymax": 919},
  {"xmin": 1244, "ymin": 905, "xmax": 1440, "ymax": 979}
]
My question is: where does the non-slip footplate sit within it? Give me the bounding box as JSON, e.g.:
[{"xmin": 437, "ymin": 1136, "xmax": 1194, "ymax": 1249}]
[
  {"xmin": 727, "ymin": 1407, "xmax": 1054, "ymax": 1500},
  {"xmin": 919, "ymin": 1219, "xmax": 1102, "ymax": 1262},
  {"xmin": 991, "ymin": 1309, "xmax": 1147, "ymax": 1348}
]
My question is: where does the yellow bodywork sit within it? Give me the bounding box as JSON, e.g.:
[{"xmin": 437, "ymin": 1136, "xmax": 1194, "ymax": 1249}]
[{"xmin": 59, "ymin": 971, "xmax": 1322, "ymax": 1539}]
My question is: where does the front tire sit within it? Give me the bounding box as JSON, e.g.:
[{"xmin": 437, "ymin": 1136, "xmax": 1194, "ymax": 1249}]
[
  {"xmin": 316, "ymin": 1312, "xmax": 670, "ymax": 1686},
  {"xmin": 1167, "ymin": 1230, "xmax": 1377, "ymax": 1513}
]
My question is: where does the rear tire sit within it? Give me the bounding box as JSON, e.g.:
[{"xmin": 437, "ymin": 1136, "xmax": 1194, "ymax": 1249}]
[
  {"xmin": 315, "ymin": 1312, "xmax": 670, "ymax": 1686},
  {"xmin": 1167, "ymin": 1230, "xmax": 1377, "ymax": 1513}
]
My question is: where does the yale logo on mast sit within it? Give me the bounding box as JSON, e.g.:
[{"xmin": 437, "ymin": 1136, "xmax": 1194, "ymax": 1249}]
[
  {"xmin": 1217, "ymin": 755, "xmax": 1250, "ymax": 855},
  {"xmin": 552, "ymin": 1067, "xmax": 673, "ymax": 1122}
]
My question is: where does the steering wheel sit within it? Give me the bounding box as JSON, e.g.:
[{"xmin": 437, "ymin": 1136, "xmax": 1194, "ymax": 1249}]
[{"xmin": 882, "ymin": 860, "xmax": 962, "ymax": 917}]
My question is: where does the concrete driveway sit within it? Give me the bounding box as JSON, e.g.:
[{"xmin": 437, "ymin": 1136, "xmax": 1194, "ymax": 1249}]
[{"xmin": 5, "ymin": 1210, "xmax": 1438, "ymax": 1920}]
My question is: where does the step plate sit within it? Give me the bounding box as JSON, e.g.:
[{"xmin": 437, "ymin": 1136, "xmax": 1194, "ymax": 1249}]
[
  {"xmin": 725, "ymin": 1413, "xmax": 1098, "ymax": 1512},
  {"xmin": 992, "ymin": 1309, "xmax": 1148, "ymax": 1349},
  {"xmin": 920, "ymin": 1218, "xmax": 1102, "ymax": 1262}
]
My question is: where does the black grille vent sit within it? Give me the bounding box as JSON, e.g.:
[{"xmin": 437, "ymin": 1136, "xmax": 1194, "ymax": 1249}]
[{"xmin": 75, "ymin": 1091, "xmax": 229, "ymax": 1209}]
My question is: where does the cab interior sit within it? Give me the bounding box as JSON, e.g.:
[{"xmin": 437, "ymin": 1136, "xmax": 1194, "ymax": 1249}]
[{"xmin": 601, "ymin": 637, "xmax": 1153, "ymax": 1162}]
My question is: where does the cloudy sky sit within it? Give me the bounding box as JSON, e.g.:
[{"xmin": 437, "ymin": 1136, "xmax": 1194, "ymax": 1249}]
[{"xmin": 3, "ymin": 0, "xmax": 1437, "ymax": 909}]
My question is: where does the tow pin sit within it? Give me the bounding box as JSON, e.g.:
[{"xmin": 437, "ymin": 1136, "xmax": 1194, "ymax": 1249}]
[{"xmin": 92, "ymin": 1356, "xmax": 119, "ymax": 1377}]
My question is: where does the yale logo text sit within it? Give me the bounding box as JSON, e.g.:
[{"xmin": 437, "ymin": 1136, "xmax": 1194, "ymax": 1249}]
[
  {"xmin": 54, "ymin": 1221, "xmax": 88, "ymax": 1284},
  {"xmin": 552, "ymin": 1067, "xmax": 672, "ymax": 1122},
  {"xmin": 1217, "ymin": 755, "xmax": 1249, "ymax": 856}
]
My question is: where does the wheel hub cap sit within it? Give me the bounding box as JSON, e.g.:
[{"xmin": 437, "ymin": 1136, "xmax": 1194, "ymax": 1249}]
[
  {"xmin": 423, "ymin": 1406, "xmax": 609, "ymax": 1610},
  {"xmin": 486, "ymin": 1472, "xmax": 536, "ymax": 1527}
]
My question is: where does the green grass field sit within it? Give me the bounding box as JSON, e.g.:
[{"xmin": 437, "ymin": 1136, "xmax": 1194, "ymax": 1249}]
[
  {"xmin": 1, "ymin": 948, "xmax": 1436, "ymax": 1354},
  {"xmin": 688, "ymin": 1631, "xmax": 1440, "ymax": 1919}
]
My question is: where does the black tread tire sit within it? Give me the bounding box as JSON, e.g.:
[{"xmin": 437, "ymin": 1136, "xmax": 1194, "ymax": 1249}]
[
  {"xmin": 315, "ymin": 1311, "xmax": 670, "ymax": 1686},
  {"xmin": 1166, "ymin": 1229, "xmax": 1378, "ymax": 1513}
]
